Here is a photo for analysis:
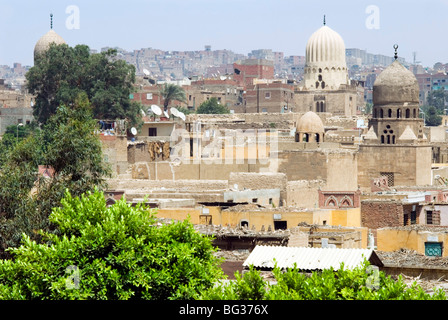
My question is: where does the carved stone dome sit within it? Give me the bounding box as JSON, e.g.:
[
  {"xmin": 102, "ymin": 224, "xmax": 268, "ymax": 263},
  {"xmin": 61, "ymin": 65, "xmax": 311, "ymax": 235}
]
[
  {"xmin": 34, "ymin": 29, "xmax": 66, "ymax": 62},
  {"xmin": 373, "ymin": 60, "xmax": 419, "ymax": 105},
  {"xmin": 303, "ymin": 25, "xmax": 349, "ymax": 90}
]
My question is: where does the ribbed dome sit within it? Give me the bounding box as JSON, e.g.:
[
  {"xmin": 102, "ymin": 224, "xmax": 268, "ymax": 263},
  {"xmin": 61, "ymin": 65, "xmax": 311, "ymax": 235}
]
[
  {"xmin": 303, "ymin": 25, "xmax": 349, "ymax": 90},
  {"xmin": 297, "ymin": 111, "xmax": 325, "ymax": 133},
  {"xmin": 306, "ymin": 26, "xmax": 346, "ymax": 66},
  {"xmin": 373, "ymin": 60, "xmax": 419, "ymax": 105},
  {"xmin": 34, "ymin": 29, "xmax": 66, "ymax": 61}
]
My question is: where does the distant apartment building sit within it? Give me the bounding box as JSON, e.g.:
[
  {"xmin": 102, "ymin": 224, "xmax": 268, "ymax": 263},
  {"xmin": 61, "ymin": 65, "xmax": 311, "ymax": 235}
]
[
  {"xmin": 241, "ymin": 80, "xmax": 295, "ymax": 113},
  {"xmin": 184, "ymin": 78, "xmax": 243, "ymax": 111},
  {"xmin": 233, "ymin": 59, "xmax": 275, "ymax": 87},
  {"xmin": 346, "ymin": 48, "xmax": 407, "ymax": 67},
  {"xmin": 415, "ymin": 72, "xmax": 448, "ymax": 105}
]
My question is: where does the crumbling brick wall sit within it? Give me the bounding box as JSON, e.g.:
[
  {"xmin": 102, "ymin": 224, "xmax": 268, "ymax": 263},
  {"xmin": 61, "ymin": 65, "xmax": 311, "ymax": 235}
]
[{"xmin": 361, "ymin": 200, "xmax": 404, "ymax": 238}]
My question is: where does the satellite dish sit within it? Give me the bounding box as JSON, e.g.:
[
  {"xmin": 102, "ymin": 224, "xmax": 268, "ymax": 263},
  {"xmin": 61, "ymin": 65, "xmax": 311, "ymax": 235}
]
[
  {"xmin": 130, "ymin": 127, "xmax": 137, "ymax": 136},
  {"xmin": 178, "ymin": 112, "xmax": 186, "ymax": 121},
  {"xmin": 170, "ymin": 107, "xmax": 180, "ymax": 117},
  {"xmin": 143, "ymin": 69, "xmax": 150, "ymax": 76},
  {"xmin": 140, "ymin": 109, "xmax": 146, "ymax": 116},
  {"xmin": 163, "ymin": 111, "xmax": 169, "ymax": 118},
  {"xmin": 151, "ymin": 104, "xmax": 162, "ymax": 115}
]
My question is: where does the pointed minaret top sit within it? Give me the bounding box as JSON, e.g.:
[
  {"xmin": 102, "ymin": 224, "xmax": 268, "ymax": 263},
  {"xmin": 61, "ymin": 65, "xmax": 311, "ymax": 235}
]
[
  {"xmin": 50, "ymin": 13, "xmax": 53, "ymax": 29},
  {"xmin": 323, "ymin": 15, "xmax": 326, "ymax": 26}
]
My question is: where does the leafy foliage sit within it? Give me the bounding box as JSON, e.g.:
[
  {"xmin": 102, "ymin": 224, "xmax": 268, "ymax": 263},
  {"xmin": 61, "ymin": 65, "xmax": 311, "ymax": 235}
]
[
  {"xmin": 427, "ymin": 88, "xmax": 447, "ymax": 113},
  {"xmin": 196, "ymin": 97, "xmax": 230, "ymax": 114},
  {"xmin": 0, "ymin": 93, "xmax": 111, "ymax": 259},
  {"xmin": 423, "ymin": 105, "xmax": 442, "ymax": 126},
  {"xmin": 159, "ymin": 83, "xmax": 187, "ymax": 111},
  {"xmin": 26, "ymin": 44, "xmax": 142, "ymax": 127},
  {"xmin": 0, "ymin": 189, "xmax": 223, "ymax": 300},
  {"xmin": 199, "ymin": 261, "xmax": 446, "ymax": 300}
]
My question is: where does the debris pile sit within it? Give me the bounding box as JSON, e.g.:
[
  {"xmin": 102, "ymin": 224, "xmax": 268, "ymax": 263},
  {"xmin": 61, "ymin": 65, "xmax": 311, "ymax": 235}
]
[{"xmin": 377, "ymin": 248, "xmax": 448, "ymax": 268}]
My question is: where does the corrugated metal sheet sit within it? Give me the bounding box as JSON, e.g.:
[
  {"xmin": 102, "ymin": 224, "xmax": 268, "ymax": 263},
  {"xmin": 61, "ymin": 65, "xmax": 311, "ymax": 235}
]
[{"xmin": 243, "ymin": 245, "xmax": 381, "ymax": 271}]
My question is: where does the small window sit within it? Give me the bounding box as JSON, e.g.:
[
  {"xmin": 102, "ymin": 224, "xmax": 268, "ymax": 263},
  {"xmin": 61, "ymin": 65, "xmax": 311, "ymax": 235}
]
[
  {"xmin": 240, "ymin": 220, "xmax": 249, "ymax": 228},
  {"xmin": 274, "ymin": 221, "xmax": 287, "ymax": 230},
  {"xmin": 148, "ymin": 128, "xmax": 157, "ymax": 136},
  {"xmin": 425, "ymin": 242, "xmax": 442, "ymax": 257},
  {"xmin": 252, "ymin": 198, "xmax": 258, "ymax": 203},
  {"xmin": 265, "ymin": 92, "xmax": 271, "ymax": 99},
  {"xmin": 146, "ymin": 93, "xmax": 153, "ymax": 100},
  {"xmin": 427, "ymin": 210, "xmax": 433, "ymax": 224}
]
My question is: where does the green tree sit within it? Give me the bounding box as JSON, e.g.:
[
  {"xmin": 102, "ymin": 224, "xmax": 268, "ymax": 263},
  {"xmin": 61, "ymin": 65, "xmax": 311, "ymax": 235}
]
[
  {"xmin": 0, "ymin": 189, "xmax": 223, "ymax": 300},
  {"xmin": 0, "ymin": 93, "xmax": 111, "ymax": 259},
  {"xmin": 159, "ymin": 83, "xmax": 187, "ymax": 112},
  {"xmin": 199, "ymin": 261, "xmax": 446, "ymax": 300},
  {"xmin": 424, "ymin": 105, "xmax": 442, "ymax": 126},
  {"xmin": 26, "ymin": 44, "xmax": 142, "ymax": 127},
  {"xmin": 427, "ymin": 88, "xmax": 447, "ymax": 113},
  {"xmin": 196, "ymin": 97, "xmax": 230, "ymax": 114}
]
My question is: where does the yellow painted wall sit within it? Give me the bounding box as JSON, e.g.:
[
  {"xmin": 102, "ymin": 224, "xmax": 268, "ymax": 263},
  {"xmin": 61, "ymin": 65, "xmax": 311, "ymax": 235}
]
[
  {"xmin": 377, "ymin": 229, "xmax": 448, "ymax": 257},
  {"xmin": 313, "ymin": 208, "xmax": 361, "ymax": 228}
]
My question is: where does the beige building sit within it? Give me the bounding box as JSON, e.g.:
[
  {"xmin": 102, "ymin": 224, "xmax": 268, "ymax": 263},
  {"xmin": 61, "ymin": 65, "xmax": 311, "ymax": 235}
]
[
  {"xmin": 358, "ymin": 59, "xmax": 432, "ymax": 190},
  {"xmin": 294, "ymin": 22, "xmax": 363, "ymax": 116}
]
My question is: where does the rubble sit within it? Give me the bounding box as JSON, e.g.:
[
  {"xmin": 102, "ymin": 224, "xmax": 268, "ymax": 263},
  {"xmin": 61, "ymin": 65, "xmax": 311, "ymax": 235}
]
[{"xmin": 377, "ymin": 248, "xmax": 448, "ymax": 268}]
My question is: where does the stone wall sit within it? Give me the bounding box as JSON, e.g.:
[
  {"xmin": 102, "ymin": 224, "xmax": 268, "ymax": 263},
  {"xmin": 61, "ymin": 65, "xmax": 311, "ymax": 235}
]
[
  {"xmin": 228, "ymin": 172, "xmax": 288, "ymax": 204},
  {"xmin": 286, "ymin": 180, "xmax": 324, "ymax": 208}
]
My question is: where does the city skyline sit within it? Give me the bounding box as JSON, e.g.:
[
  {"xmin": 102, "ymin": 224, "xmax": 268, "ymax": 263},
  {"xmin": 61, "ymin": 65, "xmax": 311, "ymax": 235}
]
[{"xmin": 0, "ymin": 0, "xmax": 446, "ymax": 67}]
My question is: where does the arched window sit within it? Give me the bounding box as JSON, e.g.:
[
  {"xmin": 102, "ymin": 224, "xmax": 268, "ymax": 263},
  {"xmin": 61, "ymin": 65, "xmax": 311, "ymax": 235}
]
[
  {"xmin": 320, "ymin": 101, "xmax": 324, "ymax": 112},
  {"xmin": 392, "ymin": 135, "xmax": 396, "ymax": 144},
  {"xmin": 321, "ymin": 81, "xmax": 325, "ymax": 89},
  {"xmin": 316, "ymin": 102, "xmax": 320, "ymax": 112},
  {"xmin": 303, "ymin": 133, "xmax": 309, "ymax": 142},
  {"xmin": 381, "ymin": 135, "xmax": 385, "ymax": 144},
  {"xmin": 387, "ymin": 135, "xmax": 391, "ymax": 144},
  {"xmin": 388, "ymin": 109, "xmax": 392, "ymax": 118},
  {"xmin": 413, "ymin": 109, "xmax": 416, "ymax": 118},
  {"xmin": 380, "ymin": 109, "xmax": 384, "ymax": 118},
  {"xmin": 397, "ymin": 109, "xmax": 401, "ymax": 118},
  {"xmin": 318, "ymin": 75, "xmax": 322, "ymax": 81},
  {"xmin": 315, "ymin": 133, "xmax": 320, "ymax": 143},
  {"xmin": 406, "ymin": 109, "xmax": 410, "ymax": 118},
  {"xmin": 316, "ymin": 81, "xmax": 320, "ymax": 89}
]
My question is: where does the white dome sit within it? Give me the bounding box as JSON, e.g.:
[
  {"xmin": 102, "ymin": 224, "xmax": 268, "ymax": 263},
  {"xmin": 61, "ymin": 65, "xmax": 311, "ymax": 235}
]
[
  {"xmin": 303, "ymin": 25, "xmax": 348, "ymax": 90},
  {"xmin": 34, "ymin": 29, "xmax": 66, "ymax": 61}
]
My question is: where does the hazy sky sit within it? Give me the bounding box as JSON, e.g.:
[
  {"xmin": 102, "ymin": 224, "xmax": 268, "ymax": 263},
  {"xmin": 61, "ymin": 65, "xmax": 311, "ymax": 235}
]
[{"xmin": 0, "ymin": 0, "xmax": 446, "ymax": 67}]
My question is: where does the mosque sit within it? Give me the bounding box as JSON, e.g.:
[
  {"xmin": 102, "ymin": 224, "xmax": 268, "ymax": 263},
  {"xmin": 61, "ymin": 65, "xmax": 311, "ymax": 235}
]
[{"xmin": 294, "ymin": 18, "xmax": 363, "ymax": 116}]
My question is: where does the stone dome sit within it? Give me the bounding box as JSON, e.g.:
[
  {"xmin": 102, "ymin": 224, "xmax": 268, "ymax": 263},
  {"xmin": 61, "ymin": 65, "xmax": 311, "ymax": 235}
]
[
  {"xmin": 34, "ymin": 29, "xmax": 66, "ymax": 61},
  {"xmin": 296, "ymin": 111, "xmax": 325, "ymax": 133},
  {"xmin": 303, "ymin": 25, "xmax": 349, "ymax": 90},
  {"xmin": 373, "ymin": 60, "xmax": 419, "ymax": 105},
  {"xmin": 306, "ymin": 26, "xmax": 346, "ymax": 66}
]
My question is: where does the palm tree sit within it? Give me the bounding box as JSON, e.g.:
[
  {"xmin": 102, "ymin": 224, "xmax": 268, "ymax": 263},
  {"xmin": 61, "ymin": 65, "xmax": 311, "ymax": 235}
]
[{"xmin": 159, "ymin": 83, "xmax": 187, "ymax": 111}]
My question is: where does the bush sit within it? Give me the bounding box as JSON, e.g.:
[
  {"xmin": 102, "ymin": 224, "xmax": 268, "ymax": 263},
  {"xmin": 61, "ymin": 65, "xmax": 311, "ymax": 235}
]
[
  {"xmin": 0, "ymin": 189, "xmax": 223, "ymax": 300},
  {"xmin": 199, "ymin": 261, "xmax": 446, "ymax": 300}
]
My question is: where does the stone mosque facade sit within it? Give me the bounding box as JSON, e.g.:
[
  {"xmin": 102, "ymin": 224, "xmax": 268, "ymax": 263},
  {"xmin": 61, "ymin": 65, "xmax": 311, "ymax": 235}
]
[{"xmin": 294, "ymin": 22, "xmax": 363, "ymax": 116}]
